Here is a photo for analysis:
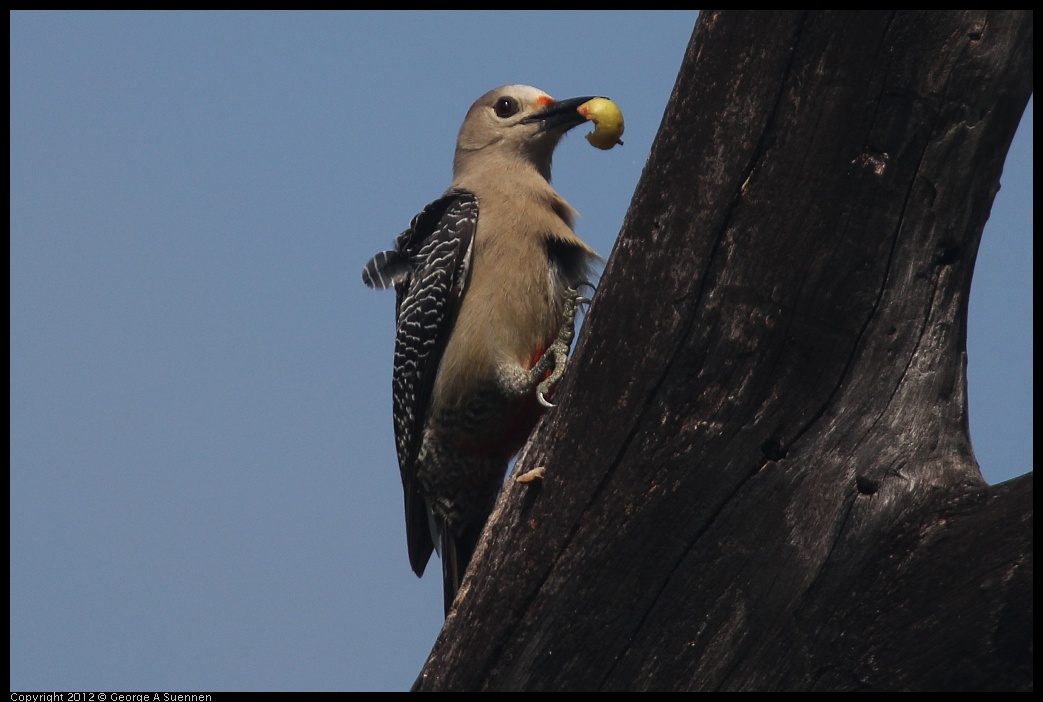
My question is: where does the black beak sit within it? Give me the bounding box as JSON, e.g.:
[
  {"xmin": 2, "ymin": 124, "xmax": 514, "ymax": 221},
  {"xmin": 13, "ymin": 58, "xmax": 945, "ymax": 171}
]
[{"xmin": 523, "ymin": 95, "xmax": 598, "ymax": 132}]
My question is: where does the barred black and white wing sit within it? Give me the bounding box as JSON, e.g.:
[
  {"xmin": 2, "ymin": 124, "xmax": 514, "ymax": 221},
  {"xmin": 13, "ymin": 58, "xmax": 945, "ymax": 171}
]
[{"xmin": 362, "ymin": 190, "xmax": 478, "ymax": 575}]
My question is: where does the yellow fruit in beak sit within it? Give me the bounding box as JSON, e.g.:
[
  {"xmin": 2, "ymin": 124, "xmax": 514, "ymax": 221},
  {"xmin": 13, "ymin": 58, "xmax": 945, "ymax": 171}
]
[{"xmin": 578, "ymin": 97, "xmax": 625, "ymax": 150}]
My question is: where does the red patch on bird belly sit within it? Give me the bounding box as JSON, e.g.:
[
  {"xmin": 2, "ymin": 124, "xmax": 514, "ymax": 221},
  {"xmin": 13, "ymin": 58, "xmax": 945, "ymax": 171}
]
[
  {"xmin": 523, "ymin": 343, "xmax": 545, "ymax": 371},
  {"xmin": 465, "ymin": 340, "xmax": 557, "ymax": 459},
  {"xmin": 457, "ymin": 393, "xmax": 543, "ymax": 460},
  {"xmin": 500, "ymin": 393, "xmax": 545, "ymax": 459}
]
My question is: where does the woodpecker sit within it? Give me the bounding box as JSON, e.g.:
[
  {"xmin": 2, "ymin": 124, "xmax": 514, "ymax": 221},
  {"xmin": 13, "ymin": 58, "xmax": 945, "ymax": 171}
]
[{"xmin": 363, "ymin": 85, "xmax": 601, "ymax": 615}]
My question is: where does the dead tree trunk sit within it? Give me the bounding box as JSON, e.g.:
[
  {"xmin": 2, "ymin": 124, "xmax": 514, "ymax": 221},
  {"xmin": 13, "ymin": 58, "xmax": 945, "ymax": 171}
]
[{"xmin": 414, "ymin": 10, "xmax": 1033, "ymax": 691}]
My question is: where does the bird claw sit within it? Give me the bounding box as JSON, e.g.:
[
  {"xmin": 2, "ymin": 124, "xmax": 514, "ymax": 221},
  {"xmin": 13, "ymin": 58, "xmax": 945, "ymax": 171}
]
[
  {"xmin": 575, "ymin": 281, "xmax": 596, "ymax": 312},
  {"xmin": 536, "ymin": 388, "xmax": 556, "ymax": 408}
]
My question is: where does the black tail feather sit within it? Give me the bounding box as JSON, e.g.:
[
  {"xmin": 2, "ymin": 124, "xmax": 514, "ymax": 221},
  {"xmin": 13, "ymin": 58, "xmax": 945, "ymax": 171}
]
[{"xmin": 441, "ymin": 522, "xmax": 483, "ymax": 617}]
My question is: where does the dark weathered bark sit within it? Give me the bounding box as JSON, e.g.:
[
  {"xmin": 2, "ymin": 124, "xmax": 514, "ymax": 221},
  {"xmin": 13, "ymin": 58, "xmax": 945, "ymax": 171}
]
[{"xmin": 414, "ymin": 11, "xmax": 1033, "ymax": 691}]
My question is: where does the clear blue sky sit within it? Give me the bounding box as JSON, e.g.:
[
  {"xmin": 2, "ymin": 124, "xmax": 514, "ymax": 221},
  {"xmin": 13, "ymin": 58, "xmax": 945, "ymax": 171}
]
[{"xmin": 9, "ymin": 11, "xmax": 1031, "ymax": 692}]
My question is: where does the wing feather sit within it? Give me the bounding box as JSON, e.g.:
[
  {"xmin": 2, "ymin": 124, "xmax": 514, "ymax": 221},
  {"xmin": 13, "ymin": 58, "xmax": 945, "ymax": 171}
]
[{"xmin": 381, "ymin": 191, "xmax": 478, "ymax": 574}]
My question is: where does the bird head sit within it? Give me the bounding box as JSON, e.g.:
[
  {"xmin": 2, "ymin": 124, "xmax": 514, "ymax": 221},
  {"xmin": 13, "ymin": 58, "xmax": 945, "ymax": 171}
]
[{"xmin": 454, "ymin": 85, "xmax": 596, "ymax": 182}]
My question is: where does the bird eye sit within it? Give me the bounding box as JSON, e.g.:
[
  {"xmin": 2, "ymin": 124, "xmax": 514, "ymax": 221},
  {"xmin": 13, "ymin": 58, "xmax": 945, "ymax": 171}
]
[{"xmin": 493, "ymin": 96, "xmax": 519, "ymax": 118}]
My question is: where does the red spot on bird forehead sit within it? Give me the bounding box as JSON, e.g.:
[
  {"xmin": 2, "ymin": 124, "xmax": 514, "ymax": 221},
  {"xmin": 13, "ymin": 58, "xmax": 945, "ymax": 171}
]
[{"xmin": 535, "ymin": 94, "xmax": 555, "ymax": 109}]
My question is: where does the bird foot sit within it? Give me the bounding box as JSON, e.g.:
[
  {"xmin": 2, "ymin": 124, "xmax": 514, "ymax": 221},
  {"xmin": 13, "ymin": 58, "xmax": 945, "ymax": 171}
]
[{"xmin": 535, "ymin": 288, "xmax": 582, "ymax": 407}]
